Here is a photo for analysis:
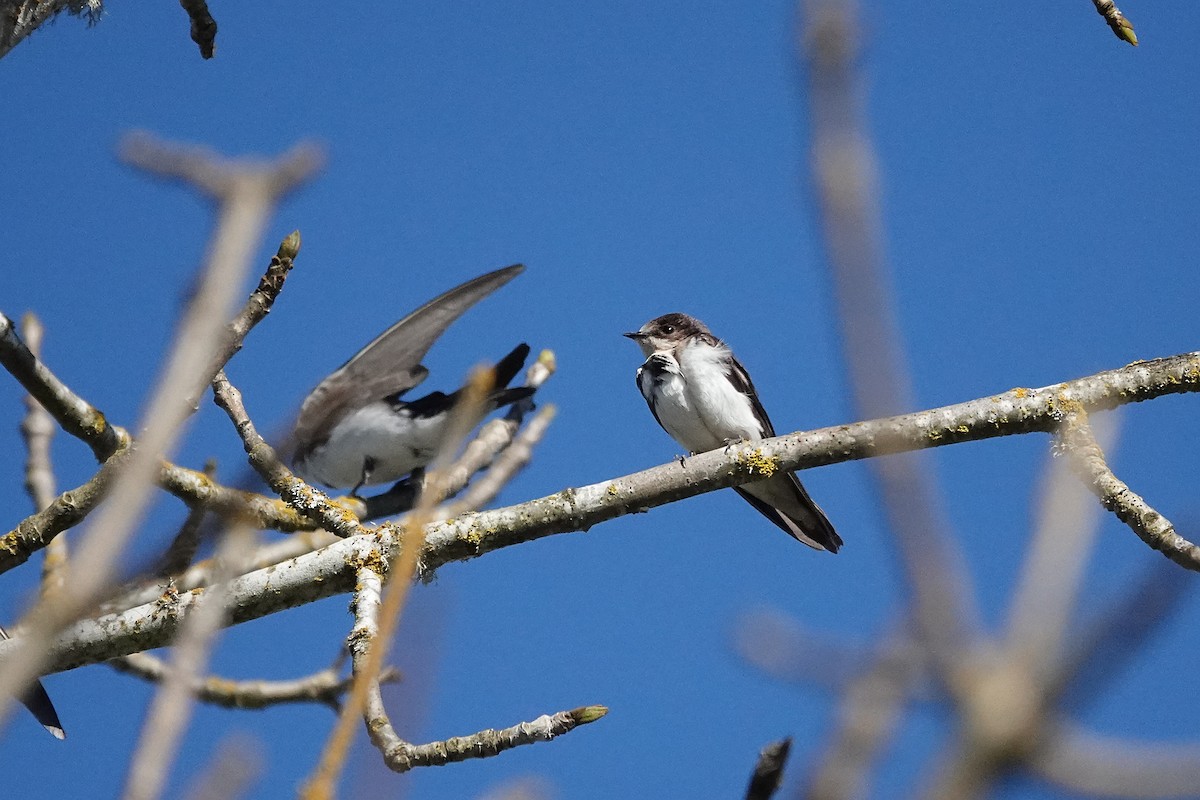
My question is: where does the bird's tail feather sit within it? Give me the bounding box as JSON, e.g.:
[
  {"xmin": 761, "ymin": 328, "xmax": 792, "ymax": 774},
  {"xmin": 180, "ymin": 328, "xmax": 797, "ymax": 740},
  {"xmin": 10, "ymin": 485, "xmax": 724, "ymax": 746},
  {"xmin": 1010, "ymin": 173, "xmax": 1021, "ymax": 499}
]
[{"xmin": 492, "ymin": 343, "xmax": 531, "ymax": 389}]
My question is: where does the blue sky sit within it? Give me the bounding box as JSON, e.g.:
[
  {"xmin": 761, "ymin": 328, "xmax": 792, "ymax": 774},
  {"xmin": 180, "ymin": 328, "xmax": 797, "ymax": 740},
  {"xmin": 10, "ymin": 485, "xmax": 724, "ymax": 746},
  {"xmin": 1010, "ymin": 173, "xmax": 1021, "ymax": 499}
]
[{"xmin": 3, "ymin": 2, "xmax": 1199, "ymax": 798}]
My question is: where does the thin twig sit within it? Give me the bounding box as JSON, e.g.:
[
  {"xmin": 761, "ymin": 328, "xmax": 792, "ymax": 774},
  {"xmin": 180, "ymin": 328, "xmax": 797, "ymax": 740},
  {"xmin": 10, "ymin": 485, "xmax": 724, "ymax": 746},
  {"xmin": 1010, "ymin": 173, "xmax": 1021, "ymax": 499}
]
[
  {"xmin": 347, "ymin": 566, "xmax": 604, "ymax": 772},
  {"xmin": 804, "ymin": 632, "xmax": 924, "ymax": 800},
  {"xmin": 110, "ymin": 651, "xmax": 398, "ymax": 710},
  {"xmin": 437, "ymin": 404, "xmax": 556, "ymax": 521},
  {"xmin": 18, "ymin": 313, "xmax": 70, "ymax": 599},
  {"xmin": 154, "ymin": 460, "xmax": 217, "ymax": 578},
  {"xmin": 1033, "ymin": 724, "xmax": 1200, "ymax": 798},
  {"xmin": 0, "ymin": 310, "xmax": 123, "ymax": 461},
  {"xmin": 1058, "ymin": 408, "xmax": 1194, "ymax": 568},
  {"xmin": 1003, "ymin": 413, "xmax": 1116, "ymax": 683}
]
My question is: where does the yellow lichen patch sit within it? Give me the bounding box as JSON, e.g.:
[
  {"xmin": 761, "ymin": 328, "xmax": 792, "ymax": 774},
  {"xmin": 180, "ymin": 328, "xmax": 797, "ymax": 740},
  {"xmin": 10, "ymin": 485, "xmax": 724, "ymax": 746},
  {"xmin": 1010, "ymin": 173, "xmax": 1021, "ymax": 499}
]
[
  {"xmin": 738, "ymin": 448, "xmax": 778, "ymax": 478},
  {"xmin": 1012, "ymin": 387, "xmax": 1030, "ymax": 399},
  {"xmin": 360, "ymin": 547, "xmax": 388, "ymax": 577},
  {"xmin": 606, "ymin": 484, "xmax": 620, "ymax": 497}
]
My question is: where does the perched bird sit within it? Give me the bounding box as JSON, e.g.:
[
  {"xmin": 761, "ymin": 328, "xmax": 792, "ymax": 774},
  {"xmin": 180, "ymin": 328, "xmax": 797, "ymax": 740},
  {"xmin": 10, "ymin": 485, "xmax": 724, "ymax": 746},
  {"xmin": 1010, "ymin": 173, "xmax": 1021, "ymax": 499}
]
[
  {"xmin": 625, "ymin": 313, "xmax": 842, "ymax": 552},
  {"xmin": 0, "ymin": 625, "xmax": 65, "ymax": 739},
  {"xmin": 293, "ymin": 265, "xmax": 534, "ymax": 493}
]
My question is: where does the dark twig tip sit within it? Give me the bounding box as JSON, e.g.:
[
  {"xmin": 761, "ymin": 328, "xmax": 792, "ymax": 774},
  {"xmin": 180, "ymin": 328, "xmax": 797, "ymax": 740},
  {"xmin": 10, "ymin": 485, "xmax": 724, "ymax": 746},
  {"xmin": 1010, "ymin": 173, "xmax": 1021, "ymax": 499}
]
[{"xmin": 745, "ymin": 736, "xmax": 793, "ymax": 800}]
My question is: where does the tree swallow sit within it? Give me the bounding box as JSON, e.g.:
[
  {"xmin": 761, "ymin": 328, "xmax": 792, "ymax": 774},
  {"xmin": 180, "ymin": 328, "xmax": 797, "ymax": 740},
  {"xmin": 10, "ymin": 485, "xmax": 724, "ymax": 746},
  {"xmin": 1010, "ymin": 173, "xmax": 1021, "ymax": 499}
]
[
  {"xmin": 624, "ymin": 313, "xmax": 842, "ymax": 552},
  {"xmin": 292, "ymin": 265, "xmax": 534, "ymax": 493},
  {"xmin": 0, "ymin": 625, "xmax": 65, "ymax": 739}
]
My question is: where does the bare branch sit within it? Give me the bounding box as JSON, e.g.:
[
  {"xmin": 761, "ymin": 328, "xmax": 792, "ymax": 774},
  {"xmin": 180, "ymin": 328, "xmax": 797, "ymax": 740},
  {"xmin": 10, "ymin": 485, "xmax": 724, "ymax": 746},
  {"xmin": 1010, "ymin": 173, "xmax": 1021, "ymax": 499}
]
[
  {"xmin": 801, "ymin": 0, "xmax": 980, "ymax": 687},
  {"xmin": 344, "ymin": 567, "xmax": 604, "ymax": 773},
  {"xmin": 304, "ymin": 368, "xmax": 497, "ymax": 797},
  {"xmin": 153, "ymin": 461, "xmax": 216, "ymax": 578},
  {"xmin": 0, "ymin": 447, "xmax": 130, "ymax": 575},
  {"xmin": 805, "ymin": 631, "xmax": 924, "ymax": 800},
  {"xmin": 18, "ymin": 313, "xmax": 70, "ymax": 599},
  {"xmin": 1033, "ymin": 724, "xmax": 1200, "ymax": 798},
  {"xmin": 110, "ymin": 651, "xmax": 397, "ymax": 710},
  {"xmin": 437, "ymin": 404, "xmax": 556, "ymax": 521},
  {"xmin": 735, "ymin": 609, "xmax": 875, "ymax": 694},
  {"xmin": 182, "ymin": 735, "xmax": 264, "ymax": 800}
]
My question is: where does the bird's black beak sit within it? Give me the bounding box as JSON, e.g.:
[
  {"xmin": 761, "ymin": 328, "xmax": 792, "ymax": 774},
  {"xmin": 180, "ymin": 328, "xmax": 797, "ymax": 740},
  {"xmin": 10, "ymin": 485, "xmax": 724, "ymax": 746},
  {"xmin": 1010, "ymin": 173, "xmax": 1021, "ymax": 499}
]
[{"xmin": 623, "ymin": 331, "xmax": 645, "ymax": 340}]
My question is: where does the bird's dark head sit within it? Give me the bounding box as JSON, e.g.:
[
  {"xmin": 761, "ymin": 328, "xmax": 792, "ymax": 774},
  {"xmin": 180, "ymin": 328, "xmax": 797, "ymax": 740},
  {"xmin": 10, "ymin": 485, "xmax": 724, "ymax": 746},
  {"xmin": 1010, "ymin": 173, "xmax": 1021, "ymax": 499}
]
[{"xmin": 623, "ymin": 313, "xmax": 710, "ymax": 356}]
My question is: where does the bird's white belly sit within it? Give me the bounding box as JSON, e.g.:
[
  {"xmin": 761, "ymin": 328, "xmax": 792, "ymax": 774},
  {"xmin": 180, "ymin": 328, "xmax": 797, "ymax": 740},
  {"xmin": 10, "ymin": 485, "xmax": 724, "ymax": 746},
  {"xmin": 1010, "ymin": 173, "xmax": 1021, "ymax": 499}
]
[
  {"xmin": 678, "ymin": 342, "xmax": 762, "ymax": 445},
  {"xmin": 647, "ymin": 344, "xmax": 763, "ymax": 454},
  {"xmin": 298, "ymin": 402, "xmax": 449, "ymax": 488}
]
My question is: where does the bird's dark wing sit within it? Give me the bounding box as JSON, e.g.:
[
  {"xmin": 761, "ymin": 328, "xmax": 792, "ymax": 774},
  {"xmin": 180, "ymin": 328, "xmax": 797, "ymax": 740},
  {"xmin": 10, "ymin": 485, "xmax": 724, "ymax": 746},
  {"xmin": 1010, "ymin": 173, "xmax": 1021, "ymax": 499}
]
[
  {"xmin": 724, "ymin": 353, "xmax": 842, "ymax": 552},
  {"xmin": 0, "ymin": 626, "xmax": 65, "ymax": 739},
  {"xmin": 733, "ymin": 481, "xmax": 843, "ymax": 552},
  {"xmin": 725, "ymin": 353, "xmax": 776, "ymax": 438},
  {"xmin": 294, "ymin": 264, "xmax": 524, "ymax": 451}
]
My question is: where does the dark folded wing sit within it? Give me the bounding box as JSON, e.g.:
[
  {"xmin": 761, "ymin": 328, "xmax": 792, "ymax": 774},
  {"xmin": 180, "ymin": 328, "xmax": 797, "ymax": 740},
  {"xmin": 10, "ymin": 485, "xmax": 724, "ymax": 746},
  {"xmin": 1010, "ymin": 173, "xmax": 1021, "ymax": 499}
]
[{"xmin": 725, "ymin": 354, "xmax": 776, "ymax": 438}]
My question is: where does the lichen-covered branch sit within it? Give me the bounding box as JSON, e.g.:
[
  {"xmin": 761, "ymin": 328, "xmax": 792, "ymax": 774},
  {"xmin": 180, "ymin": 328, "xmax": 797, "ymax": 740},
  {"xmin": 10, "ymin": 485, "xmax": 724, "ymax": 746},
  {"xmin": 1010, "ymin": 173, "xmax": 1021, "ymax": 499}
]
[
  {"xmin": 0, "ymin": 440, "xmax": 130, "ymax": 576},
  {"xmin": 0, "ymin": 230, "xmax": 306, "ymax": 576},
  {"xmin": 351, "ymin": 563, "xmax": 605, "ymax": 773},
  {"xmin": 7, "ymin": 350, "xmax": 1200, "ymax": 677},
  {"xmin": 121, "ymin": 526, "xmax": 256, "ymax": 800},
  {"xmin": 0, "ymin": 310, "xmax": 124, "ymax": 462},
  {"xmin": 1092, "ymin": 0, "xmax": 1138, "ymax": 45},
  {"xmin": 0, "ymin": 139, "xmax": 319, "ymax": 735},
  {"xmin": 304, "ymin": 371, "xmax": 500, "ymax": 798},
  {"xmin": 1057, "ymin": 409, "xmax": 1199, "ymax": 570},
  {"xmin": 0, "ymin": 0, "xmax": 101, "ymax": 60},
  {"xmin": 211, "ymin": 370, "xmax": 366, "ymax": 540}
]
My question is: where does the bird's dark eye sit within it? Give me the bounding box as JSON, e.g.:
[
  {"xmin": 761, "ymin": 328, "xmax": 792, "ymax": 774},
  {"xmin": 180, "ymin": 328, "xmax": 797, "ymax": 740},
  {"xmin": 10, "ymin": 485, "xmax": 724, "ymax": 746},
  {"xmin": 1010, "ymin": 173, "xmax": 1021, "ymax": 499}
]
[{"xmin": 661, "ymin": 324, "xmax": 674, "ymax": 334}]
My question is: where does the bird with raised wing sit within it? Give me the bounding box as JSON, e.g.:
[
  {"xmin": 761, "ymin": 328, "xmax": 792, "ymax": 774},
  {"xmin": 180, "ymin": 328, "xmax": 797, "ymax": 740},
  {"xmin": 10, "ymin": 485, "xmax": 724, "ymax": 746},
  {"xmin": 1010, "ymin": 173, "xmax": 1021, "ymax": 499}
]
[
  {"xmin": 625, "ymin": 313, "xmax": 842, "ymax": 552},
  {"xmin": 293, "ymin": 265, "xmax": 533, "ymax": 493}
]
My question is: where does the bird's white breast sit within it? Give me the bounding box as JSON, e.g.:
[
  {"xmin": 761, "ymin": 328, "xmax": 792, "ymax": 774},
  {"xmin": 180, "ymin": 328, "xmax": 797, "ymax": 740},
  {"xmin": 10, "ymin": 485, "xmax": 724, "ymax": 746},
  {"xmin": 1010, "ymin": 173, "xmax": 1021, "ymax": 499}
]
[
  {"xmin": 296, "ymin": 401, "xmax": 450, "ymax": 488},
  {"xmin": 642, "ymin": 340, "xmax": 763, "ymax": 454}
]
